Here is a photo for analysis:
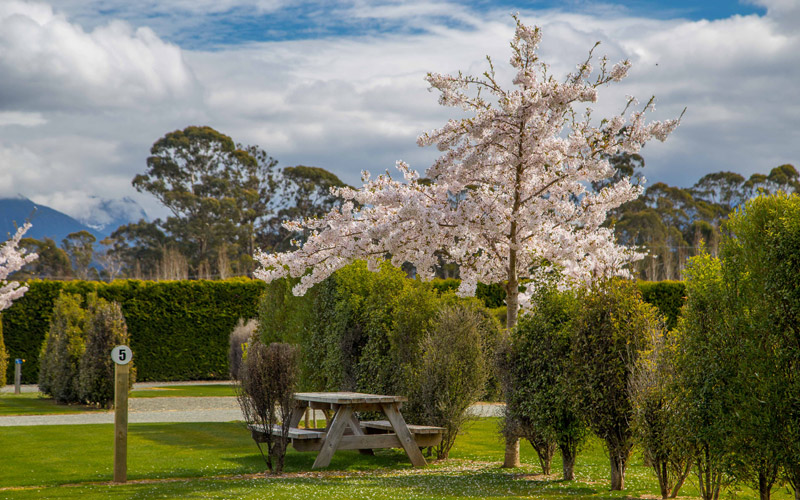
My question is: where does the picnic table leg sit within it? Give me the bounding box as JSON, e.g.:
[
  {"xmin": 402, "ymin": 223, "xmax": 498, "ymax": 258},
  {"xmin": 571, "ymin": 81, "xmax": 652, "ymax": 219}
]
[
  {"xmin": 381, "ymin": 403, "xmax": 427, "ymax": 467},
  {"xmin": 312, "ymin": 405, "xmax": 353, "ymax": 469},
  {"xmin": 288, "ymin": 403, "xmax": 306, "ymax": 428},
  {"xmin": 346, "ymin": 413, "xmax": 375, "ymax": 456}
]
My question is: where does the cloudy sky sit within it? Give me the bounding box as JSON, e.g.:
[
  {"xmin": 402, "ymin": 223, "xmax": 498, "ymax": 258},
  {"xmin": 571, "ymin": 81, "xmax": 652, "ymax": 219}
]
[{"xmin": 0, "ymin": 0, "xmax": 798, "ymax": 221}]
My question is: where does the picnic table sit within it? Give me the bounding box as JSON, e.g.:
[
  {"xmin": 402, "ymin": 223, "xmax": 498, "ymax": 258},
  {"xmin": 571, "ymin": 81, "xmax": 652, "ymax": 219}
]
[{"xmin": 249, "ymin": 392, "xmax": 443, "ymax": 469}]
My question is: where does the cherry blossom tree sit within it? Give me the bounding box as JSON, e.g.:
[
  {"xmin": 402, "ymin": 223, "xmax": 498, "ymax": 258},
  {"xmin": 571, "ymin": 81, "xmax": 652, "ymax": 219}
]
[
  {"xmin": 1, "ymin": 223, "xmax": 38, "ymax": 311},
  {"xmin": 254, "ymin": 17, "xmax": 681, "ymax": 465}
]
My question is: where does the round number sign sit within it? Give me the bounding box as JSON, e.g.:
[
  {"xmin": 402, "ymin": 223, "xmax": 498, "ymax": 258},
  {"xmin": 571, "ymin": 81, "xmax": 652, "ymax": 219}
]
[{"xmin": 111, "ymin": 345, "xmax": 133, "ymax": 365}]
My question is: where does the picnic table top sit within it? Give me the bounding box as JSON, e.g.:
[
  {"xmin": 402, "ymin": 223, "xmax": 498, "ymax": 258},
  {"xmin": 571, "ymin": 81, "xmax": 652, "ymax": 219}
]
[{"xmin": 293, "ymin": 392, "xmax": 407, "ymax": 404}]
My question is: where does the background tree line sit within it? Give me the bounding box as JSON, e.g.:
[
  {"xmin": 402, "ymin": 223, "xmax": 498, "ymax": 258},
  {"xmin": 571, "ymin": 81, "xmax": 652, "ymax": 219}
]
[
  {"xmin": 13, "ymin": 124, "xmax": 797, "ymax": 282},
  {"xmin": 15, "ymin": 126, "xmax": 349, "ymax": 281},
  {"xmin": 606, "ymin": 148, "xmax": 799, "ymax": 280}
]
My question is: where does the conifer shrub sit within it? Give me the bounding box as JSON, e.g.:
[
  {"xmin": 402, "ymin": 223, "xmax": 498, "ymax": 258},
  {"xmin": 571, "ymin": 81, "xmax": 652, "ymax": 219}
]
[
  {"xmin": 79, "ymin": 298, "xmax": 135, "ymax": 407},
  {"xmin": 229, "ymin": 318, "xmax": 257, "ymax": 380},
  {"xmin": 38, "ymin": 292, "xmax": 87, "ymax": 403}
]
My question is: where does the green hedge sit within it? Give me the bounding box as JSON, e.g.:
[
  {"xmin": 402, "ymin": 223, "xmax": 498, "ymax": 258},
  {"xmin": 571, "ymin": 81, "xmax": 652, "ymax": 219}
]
[
  {"xmin": 432, "ymin": 279, "xmax": 685, "ymax": 330},
  {"xmin": 431, "ymin": 279, "xmax": 507, "ymax": 308},
  {"xmin": 637, "ymin": 280, "xmax": 686, "ymax": 330},
  {"xmin": 2, "ymin": 274, "xmax": 686, "ymax": 385},
  {"xmin": 2, "ymin": 279, "xmax": 265, "ymax": 383}
]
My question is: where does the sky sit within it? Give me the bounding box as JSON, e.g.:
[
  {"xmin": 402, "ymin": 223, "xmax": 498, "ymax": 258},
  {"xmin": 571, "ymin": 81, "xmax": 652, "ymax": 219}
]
[{"xmin": 0, "ymin": 0, "xmax": 798, "ymax": 222}]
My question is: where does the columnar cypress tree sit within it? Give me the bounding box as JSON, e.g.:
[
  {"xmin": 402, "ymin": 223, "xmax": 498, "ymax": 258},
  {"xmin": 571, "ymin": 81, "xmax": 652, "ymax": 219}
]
[{"xmin": 79, "ymin": 298, "xmax": 135, "ymax": 407}]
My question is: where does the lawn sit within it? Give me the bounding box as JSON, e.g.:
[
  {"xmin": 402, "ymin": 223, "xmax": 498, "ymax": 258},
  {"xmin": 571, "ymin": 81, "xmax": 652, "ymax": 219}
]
[
  {"xmin": 0, "ymin": 393, "xmax": 106, "ymax": 416},
  {"xmin": 0, "ymin": 418, "xmax": 793, "ymax": 500},
  {"xmin": 0, "ymin": 384, "xmax": 235, "ymax": 416},
  {"xmin": 129, "ymin": 384, "xmax": 235, "ymax": 398}
]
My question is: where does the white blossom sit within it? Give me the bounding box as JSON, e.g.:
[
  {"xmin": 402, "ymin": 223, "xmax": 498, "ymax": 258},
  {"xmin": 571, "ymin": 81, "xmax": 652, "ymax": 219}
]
[
  {"xmin": 0, "ymin": 223, "xmax": 38, "ymax": 311},
  {"xmin": 254, "ymin": 18, "xmax": 680, "ymax": 325}
]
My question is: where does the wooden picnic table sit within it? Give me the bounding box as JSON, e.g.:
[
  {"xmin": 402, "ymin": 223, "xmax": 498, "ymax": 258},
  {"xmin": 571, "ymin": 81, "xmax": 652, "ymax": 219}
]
[{"xmin": 250, "ymin": 392, "xmax": 443, "ymax": 469}]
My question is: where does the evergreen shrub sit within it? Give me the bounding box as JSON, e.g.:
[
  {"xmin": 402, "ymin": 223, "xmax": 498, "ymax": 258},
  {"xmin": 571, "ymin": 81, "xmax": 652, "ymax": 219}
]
[
  {"xmin": 504, "ymin": 285, "xmax": 586, "ymax": 479},
  {"xmin": 38, "ymin": 292, "xmax": 87, "ymax": 403},
  {"xmin": 79, "ymin": 298, "xmax": 135, "ymax": 407}
]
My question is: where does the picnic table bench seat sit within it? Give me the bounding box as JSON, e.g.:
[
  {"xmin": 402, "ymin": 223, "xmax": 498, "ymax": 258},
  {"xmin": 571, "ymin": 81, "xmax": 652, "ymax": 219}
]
[
  {"xmin": 248, "ymin": 419, "xmax": 444, "ymax": 451},
  {"xmin": 360, "ymin": 420, "xmax": 445, "ymax": 435}
]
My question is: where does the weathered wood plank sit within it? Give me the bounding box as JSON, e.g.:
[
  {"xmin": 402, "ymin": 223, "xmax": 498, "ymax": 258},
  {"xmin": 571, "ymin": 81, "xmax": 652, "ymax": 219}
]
[
  {"xmin": 294, "ymin": 392, "xmax": 407, "ymax": 405},
  {"xmin": 360, "ymin": 420, "xmax": 445, "ymax": 434},
  {"xmin": 249, "ymin": 424, "xmax": 325, "ymax": 440},
  {"xmin": 312, "ymin": 405, "xmax": 353, "ymax": 468},
  {"xmin": 347, "ymin": 412, "xmax": 375, "ymax": 455},
  {"xmin": 381, "ymin": 403, "xmax": 428, "ymax": 468}
]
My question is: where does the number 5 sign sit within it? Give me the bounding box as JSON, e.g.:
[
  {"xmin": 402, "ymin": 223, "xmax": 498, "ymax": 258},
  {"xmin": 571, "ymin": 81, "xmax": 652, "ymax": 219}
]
[{"xmin": 111, "ymin": 345, "xmax": 132, "ymax": 365}]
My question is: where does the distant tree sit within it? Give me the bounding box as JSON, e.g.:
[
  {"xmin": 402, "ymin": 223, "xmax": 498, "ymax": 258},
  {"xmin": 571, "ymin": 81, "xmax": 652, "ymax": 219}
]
[
  {"xmin": 16, "ymin": 237, "xmax": 72, "ymax": 279},
  {"xmin": 102, "ymin": 220, "xmax": 168, "ymax": 279},
  {"xmin": 61, "ymin": 231, "xmax": 97, "ymax": 280},
  {"xmin": 133, "ymin": 126, "xmax": 278, "ymax": 277}
]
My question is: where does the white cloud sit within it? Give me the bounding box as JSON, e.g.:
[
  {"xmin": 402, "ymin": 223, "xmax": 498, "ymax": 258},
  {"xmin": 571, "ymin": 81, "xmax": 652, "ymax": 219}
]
[
  {"xmin": 0, "ymin": 0, "xmax": 199, "ymax": 111},
  {"xmin": 0, "ymin": 0, "xmax": 798, "ymax": 225},
  {"xmin": 0, "ymin": 112, "xmax": 47, "ymax": 127}
]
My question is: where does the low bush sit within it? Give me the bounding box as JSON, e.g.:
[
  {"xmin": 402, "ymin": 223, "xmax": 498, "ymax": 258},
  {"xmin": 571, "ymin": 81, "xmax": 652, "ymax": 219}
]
[
  {"xmin": 630, "ymin": 327, "xmax": 692, "ymax": 499},
  {"xmin": 79, "ymin": 298, "xmax": 135, "ymax": 407},
  {"xmin": 228, "ymin": 318, "xmax": 257, "ymax": 380},
  {"xmin": 417, "ymin": 304, "xmax": 487, "ymax": 460},
  {"xmin": 235, "ymin": 341, "xmax": 300, "ymax": 473}
]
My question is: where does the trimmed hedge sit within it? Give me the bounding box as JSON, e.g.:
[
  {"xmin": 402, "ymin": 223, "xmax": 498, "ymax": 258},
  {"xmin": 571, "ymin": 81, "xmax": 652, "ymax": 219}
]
[
  {"xmin": 2, "ymin": 274, "xmax": 686, "ymax": 385},
  {"xmin": 432, "ymin": 279, "xmax": 685, "ymax": 331},
  {"xmin": 637, "ymin": 280, "xmax": 686, "ymax": 330},
  {"xmin": 3, "ymin": 279, "xmax": 265, "ymax": 383}
]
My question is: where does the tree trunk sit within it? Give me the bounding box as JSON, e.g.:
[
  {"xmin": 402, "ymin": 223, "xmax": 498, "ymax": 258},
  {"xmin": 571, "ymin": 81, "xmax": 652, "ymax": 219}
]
[
  {"xmin": 609, "ymin": 450, "xmax": 627, "ymax": 490},
  {"xmin": 503, "ymin": 435, "xmax": 521, "ymax": 468},
  {"xmin": 560, "ymin": 443, "xmax": 577, "ymax": 481},
  {"xmin": 655, "ymin": 461, "xmax": 668, "ymax": 499},
  {"xmin": 758, "ymin": 471, "xmax": 771, "ymax": 500},
  {"xmin": 502, "ymin": 278, "xmax": 521, "ymax": 468}
]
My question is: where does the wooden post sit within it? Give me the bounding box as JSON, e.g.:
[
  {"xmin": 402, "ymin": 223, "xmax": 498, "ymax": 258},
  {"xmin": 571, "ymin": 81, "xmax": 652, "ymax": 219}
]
[
  {"xmin": 114, "ymin": 362, "xmax": 129, "ymax": 483},
  {"xmin": 14, "ymin": 359, "xmax": 23, "ymax": 395}
]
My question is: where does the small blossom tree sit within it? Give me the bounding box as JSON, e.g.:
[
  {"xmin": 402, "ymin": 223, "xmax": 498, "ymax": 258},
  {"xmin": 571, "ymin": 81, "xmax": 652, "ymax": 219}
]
[
  {"xmin": 1, "ymin": 223, "xmax": 37, "ymax": 385},
  {"xmin": 1, "ymin": 223, "xmax": 38, "ymax": 312},
  {"xmin": 254, "ymin": 17, "xmax": 680, "ymax": 466}
]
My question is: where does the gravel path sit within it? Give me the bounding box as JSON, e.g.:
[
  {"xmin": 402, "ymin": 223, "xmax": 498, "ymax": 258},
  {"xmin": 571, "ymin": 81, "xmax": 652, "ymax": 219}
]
[{"xmin": 1, "ymin": 382, "xmax": 503, "ymax": 426}]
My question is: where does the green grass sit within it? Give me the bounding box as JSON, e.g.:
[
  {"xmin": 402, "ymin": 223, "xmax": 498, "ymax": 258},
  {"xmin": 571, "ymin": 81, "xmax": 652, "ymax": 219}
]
[
  {"xmin": 129, "ymin": 384, "xmax": 235, "ymax": 398},
  {"xmin": 0, "ymin": 419, "xmax": 794, "ymax": 500},
  {"xmin": 0, "ymin": 393, "xmax": 106, "ymax": 416},
  {"xmin": 0, "ymin": 385, "xmax": 235, "ymax": 416}
]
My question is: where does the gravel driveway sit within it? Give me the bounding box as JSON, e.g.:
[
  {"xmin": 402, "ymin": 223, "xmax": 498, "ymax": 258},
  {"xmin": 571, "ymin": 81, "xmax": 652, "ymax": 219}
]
[{"xmin": 0, "ymin": 382, "xmax": 503, "ymax": 427}]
